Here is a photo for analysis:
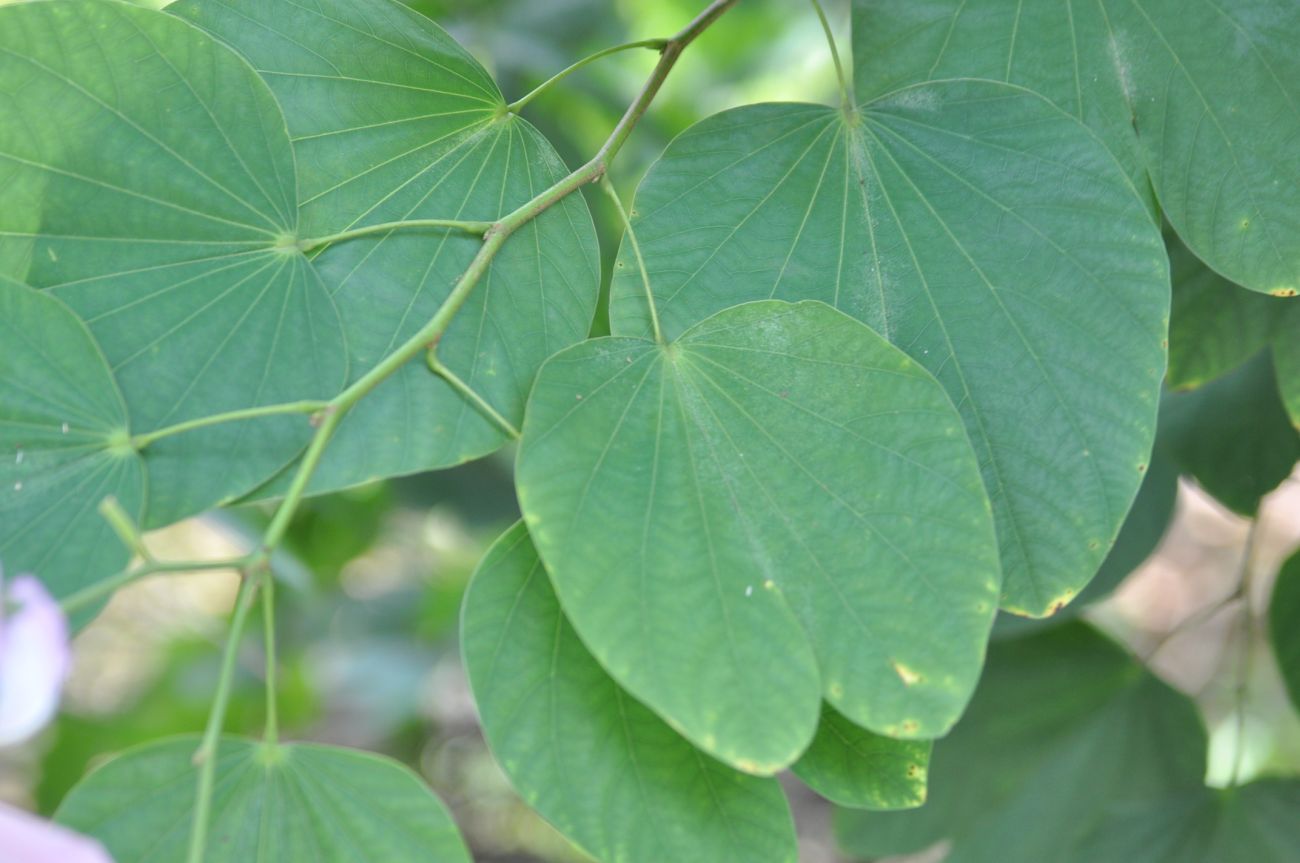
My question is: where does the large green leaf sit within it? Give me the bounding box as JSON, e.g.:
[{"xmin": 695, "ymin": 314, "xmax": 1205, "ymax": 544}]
[
  {"xmin": 1072, "ymin": 780, "xmax": 1300, "ymax": 863},
  {"xmin": 851, "ymin": 0, "xmax": 1300, "ymax": 298},
  {"xmin": 0, "ymin": 277, "xmax": 144, "ymax": 600},
  {"xmin": 608, "ymin": 81, "xmax": 1168, "ymax": 617},
  {"xmin": 518, "ymin": 299, "xmax": 1000, "ymax": 772},
  {"xmin": 835, "ymin": 623, "xmax": 1207, "ymax": 863},
  {"xmin": 462, "ymin": 522, "xmax": 798, "ymax": 863},
  {"xmin": 55, "ymin": 736, "xmax": 471, "ymax": 863},
  {"xmin": 1160, "ymin": 351, "xmax": 1300, "ymax": 515},
  {"xmin": 0, "ymin": 0, "xmax": 347, "ymax": 527},
  {"xmin": 1269, "ymin": 548, "xmax": 1300, "ymax": 715},
  {"xmin": 791, "ymin": 703, "xmax": 930, "ymax": 810},
  {"xmin": 173, "ymin": 0, "xmax": 599, "ymax": 497},
  {"xmin": 850, "ymin": 0, "xmax": 1155, "ymax": 214}
]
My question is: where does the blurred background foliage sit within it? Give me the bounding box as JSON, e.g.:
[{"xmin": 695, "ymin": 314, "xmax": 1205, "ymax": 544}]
[{"xmin": 1, "ymin": 2, "xmax": 1298, "ymax": 862}]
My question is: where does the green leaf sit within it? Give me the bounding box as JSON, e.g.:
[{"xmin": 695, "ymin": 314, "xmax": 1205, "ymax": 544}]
[
  {"xmin": 1072, "ymin": 780, "xmax": 1300, "ymax": 863},
  {"xmin": 0, "ymin": 277, "xmax": 144, "ymax": 600},
  {"xmin": 1269, "ymin": 548, "xmax": 1300, "ymax": 715},
  {"xmin": 1160, "ymin": 351, "xmax": 1300, "ymax": 515},
  {"xmin": 55, "ymin": 735, "xmax": 471, "ymax": 863},
  {"xmin": 992, "ymin": 440, "xmax": 1178, "ymax": 639},
  {"xmin": 851, "ymin": 0, "xmax": 1300, "ymax": 298},
  {"xmin": 0, "ymin": 0, "xmax": 347, "ymax": 527},
  {"xmin": 835, "ymin": 623, "xmax": 1207, "ymax": 863},
  {"xmin": 850, "ymin": 0, "xmax": 1156, "ymax": 214},
  {"xmin": 173, "ymin": 0, "xmax": 599, "ymax": 497},
  {"xmin": 1167, "ymin": 231, "xmax": 1297, "ymax": 390},
  {"xmin": 1273, "ymin": 316, "xmax": 1300, "ymax": 430},
  {"xmin": 462, "ymin": 522, "xmax": 798, "ymax": 863},
  {"xmin": 791, "ymin": 703, "xmax": 930, "ymax": 810},
  {"xmin": 608, "ymin": 82, "xmax": 1168, "ymax": 617},
  {"xmin": 518, "ymin": 299, "xmax": 999, "ymax": 772}
]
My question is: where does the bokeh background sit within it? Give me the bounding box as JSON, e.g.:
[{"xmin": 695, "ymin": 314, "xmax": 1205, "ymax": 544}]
[{"xmin": 1, "ymin": 1, "xmax": 1298, "ymax": 861}]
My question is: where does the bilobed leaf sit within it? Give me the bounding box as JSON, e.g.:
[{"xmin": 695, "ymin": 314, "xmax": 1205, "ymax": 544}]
[
  {"xmin": 608, "ymin": 82, "xmax": 1168, "ymax": 617},
  {"xmin": 462, "ymin": 522, "xmax": 798, "ymax": 863},
  {"xmin": 1160, "ymin": 351, "xmax": 1300, "ymax": 515},
  {"xmin": 850, "ymin": 0, "xmax": 1156, "ymax": 214},
  {"xmin": 518, "ymin": 300, "xmax": 1000, "ymax": 772},
  {"xmin": 851, "ymin": 0, "xmax": 1300, "ymax": 297},
  {"xmin": 792, "ymin": 703, "xmax": 930, "ymax": 810},
  {"xmin": 1269, "ymin": 549, "xmax": 1300, "ymax": 715},
  {"xmin": 835, "ymin": 623, "xmax": 1208, "ymax": 863},
  {"xmin": 1072, "ymin": 780, "xmax": 1300, "ymax": 863},
  {"xmin": 0, "ymin": 277, "xmax": 144, "ymax": 600},
  {"xmin": 55, "ymin": 736, "xmax": 471, "ymax": 863},
  {"xmin": 1167, "ymin": 231, "xmax": 1292, "ymax": 390},
  {"xmin": 173, "ymin": 0, "xmax": 599, "ymax": 497},
  {"xmin": 0, "ymin": 0, "xmax": 347, "ymax": 527}
]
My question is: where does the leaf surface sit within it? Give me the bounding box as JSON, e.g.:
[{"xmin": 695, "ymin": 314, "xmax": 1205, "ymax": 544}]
[
  {"xmin": 55, "ymin": 736, "xmax": 471, "ymax": 863},
  {"xmin": 608, "ymin": 82, "xmax": 1168, "ymax": 616},
  {"xmin": 1269, "ymin": 548, "xmax": 1300, "ymax": 715},
  {"xmin": 792, "ymin": 703, "xmax": 930, "ymax": 810},
  {"xmin": 173, "ymin": 0, "xmax": 600, "ymax": 496},
  {"xmin": 0, "ymin": 277, "xmax": 143, "ymax": 600},
  {"xmin": 518, "ymin": 299, "xmax": 999, "ymax": 771},
  {"xmin": 462, "ymin": 522, "xmax": 798, "ymax": 863}
]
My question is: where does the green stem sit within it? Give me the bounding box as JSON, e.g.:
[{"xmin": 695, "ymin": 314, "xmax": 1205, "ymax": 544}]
[
  {"xmin": 507, "ymin": 38, "xmax": 669, "ymax": 114},
  {"xmin": 98, "ymin": 495, "xmax": 152, "ymax": 562},
  {"xmin": 60, "ymin": 556, "xmax": 250, "ymax": 616},
  {"xmin": 297, "ymin": 219, "xmax": 493, "ymax": 253},
  {"xmin": 599, "ymin": 176, "xmax": 663, "ymax": 344},
  {"xmin": 808, "ymin": 0, "xmax": 853, "ymax": 111},
  {"xmin": 426, "ymin": 351, "xmax": 521, "ymax": 439},
  {"xmin": 1228, "ymin": 521, "xmax": 1260, "ymax": 788},
  {"xmin": 261, "ymin": 574, "xmax": 279, "ymax": 747},
  {"xmin": 131, "ymin": 401, "xmax": 328, "ymax": 451},
  {"xmin": 187, "ymin": 573, "xmax": 261, "ymax": 863}
]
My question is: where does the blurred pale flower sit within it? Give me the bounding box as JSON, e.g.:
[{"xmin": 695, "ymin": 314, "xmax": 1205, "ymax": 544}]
[
  {"xmin": 0, "ymin": 571, "xmax": 70, "ymax": 746},
  {"xmin": 0, "ymin": 804, "xmax": 113, "ymax": 863}
]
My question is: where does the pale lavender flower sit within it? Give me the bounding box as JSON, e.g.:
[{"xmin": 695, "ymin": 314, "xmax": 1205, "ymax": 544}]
[
  {"xmin": 0, "ymin": 803, "xmax": 114, "ymax": 863},
  {"xmin": 0, "ymin": 571, "xmax": 71, "ymax": 747}
]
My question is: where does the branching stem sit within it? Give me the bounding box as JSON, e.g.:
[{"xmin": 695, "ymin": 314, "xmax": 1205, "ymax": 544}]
[
  {"xmin": 507, "ymin": 39, "xmax": 669, "ymax": 114},
  {"xmin": 131, "ymin": 401, "xmax": 328, "ymax": 451},
  {"xmin": 808, "ymin": 0, "xmax": 854, "ymax": 112},
  {"xmin": 297, "ymin": 219, "xmax": 492, "ymax": 252},
  {"xmin": 60, "ymin": 556, "xmax": 250, "ymax": 616},
  {"xmin": 599, "ymin": 176, "xmax": 663, "ymax": 344},
  {"xmin": 426, "ymin": 351, "xmax": 521, "ymax": 439}
]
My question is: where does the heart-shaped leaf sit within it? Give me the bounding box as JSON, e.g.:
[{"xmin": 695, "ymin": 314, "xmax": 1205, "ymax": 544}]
[
  {"xmin": 518, "ymin": 299, "xmax": 999, "ymax": 772},
  {"xmin": 0, "ymin": 277, "xmax": 144, "ymax": 600},
  {"xmin": 173, "ymin": 0, "xmax": 599, "ymax": 498},
  {"xmin": 0, "ymin": 0, "xmax": 347, "ymax": 529},
  {"xmin": 462, "ymin": 522, "xmax": 798, "ymax": 863},
  {"xmin": 55, "ymin": 736, "xmax": 471, "ymax": 863},
  {"xmin": 836, "ymin": 623, "xmax": 1207, "ymax": 863},
  {"xmin": 608, "ymin": 81, "xmax": 1168, "ymax": 616},
  {"xmin": 791, "ymin": 703, "xmax": 930, "ymax": 810}
]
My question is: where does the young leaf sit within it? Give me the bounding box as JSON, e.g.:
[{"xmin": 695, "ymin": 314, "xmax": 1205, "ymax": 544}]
[
  {"xmin": 55, "ymin": 736, "xmax": 471, "ymax": 863},
  {"xmin": 518, "ymin": 299, "xmax": 1000, "ymax": 772},
  {"xmin": 1160, "ymin": 351, "xmax": 1300, "ymax": 516},
  {"xmin": 172, "ymin": 0, "xmax": 599, "ymax": 497},
  {"xmin": 791, "ymin": 703, "xmax": 930, "ymax": 811},
  {"xmin": 0, "ymin": 277, "xmax": 144, "ymax": 601},
  {"xmin": 462, "ymin": 522, "xmax": 798, "ymax": 863},
  {"xmin": 1072, "ymin": 780, "xmax": 1300, "ymax": 863},
  {"xmin": 852, "ymin": 0, "xmax": 1300, "ymax": 298},
  {"xmin": 1269, "ymin": 548, "xmax": 1300, "ymax": 715},
  {"xmin": 835, "ymin": 623, "xmax": 1208, "ymax": 863},
  {"xmin": 0, "ymin": 0, "xmax": 347, "ymax": 528},
  {"xmin": 608, "ymin": 82, "xmax": 1168, "ymax": 617}
]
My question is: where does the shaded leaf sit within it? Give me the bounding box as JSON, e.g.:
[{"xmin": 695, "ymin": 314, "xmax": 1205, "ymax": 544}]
[
  {"xmin": 518, "ymin": 299, "xmax": 999, "ymax": 772},
  {"xmin": 55, "ymin": 735, "xmax": 471, "ymax": 863},
  {"xmin": 1072, "ymin": 780, "xmax": 1300, "ymax": 863},
  {"xmin": 0, "ymin": 0, "xmax": 347, "ymax": 527},
  {"xmin": 835, "ymin": 623, "xmax": 1207, "ymax": 863},
  {"xmin": 462, "ymin": 522, "xmax": 797, "ymax": 863},
  {"xmin": 791, "ymin": 703, "xmax": 930, "ymax": 810},
  {"xmin": 0, "ymin": 277, "xmax": 144, "ymax": 601},
  {"xmin": 608, "ymin": 81, "xmax": 1167, "ymax": 616},
  {"xmin": 174, "ymin": 0, "xmax": 599, "ymax": 497},
  {"xmin": 1160, "ymin": 351, "xmax": 1300, "ymax": 515},
  {"xmin": 1269, "ymin": 548, "xmax": 1300, "ymax": 715}
]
